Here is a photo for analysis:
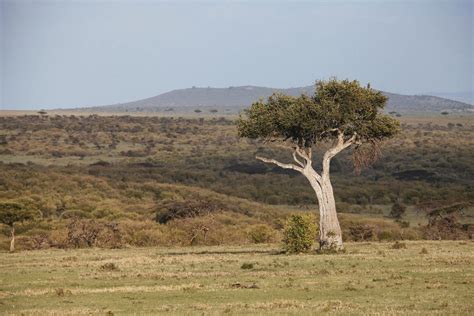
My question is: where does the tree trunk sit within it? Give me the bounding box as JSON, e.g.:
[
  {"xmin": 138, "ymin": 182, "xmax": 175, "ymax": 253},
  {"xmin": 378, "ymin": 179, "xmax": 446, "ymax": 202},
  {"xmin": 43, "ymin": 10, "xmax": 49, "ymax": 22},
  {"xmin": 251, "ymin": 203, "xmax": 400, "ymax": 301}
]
[
  {"xmin": 256, "ymin": 138, "xmax": 351, "ymax": 252},
  {"xmin": 305, "ymin": 171, "xmax": 343, "ymax": 251},
  {"xmin": 10, "ymin": 226, "xmax": 15, "ymax": 252},
  {"xmin": 318, "ymin": 178, "xmax": 343, "ymax": 250}
]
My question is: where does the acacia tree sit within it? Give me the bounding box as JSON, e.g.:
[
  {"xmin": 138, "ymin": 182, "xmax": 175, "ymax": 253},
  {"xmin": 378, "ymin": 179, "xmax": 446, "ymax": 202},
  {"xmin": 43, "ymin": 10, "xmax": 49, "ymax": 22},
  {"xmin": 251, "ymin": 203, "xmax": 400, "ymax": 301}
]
[
  {"xmin": 0, "ymin": 202, "xmax": 35, "ymax": 252},
  {"xmin": 238, "ymin": 79, "xmax": 400, "ymax": 250}
]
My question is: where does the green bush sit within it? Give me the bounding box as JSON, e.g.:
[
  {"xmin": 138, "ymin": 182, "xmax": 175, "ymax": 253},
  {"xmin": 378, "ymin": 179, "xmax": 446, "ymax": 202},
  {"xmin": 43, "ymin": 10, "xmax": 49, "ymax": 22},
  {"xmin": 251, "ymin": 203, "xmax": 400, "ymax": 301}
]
[
  {"xmin": 240, "ymin": 262, "xmax": 254, "ymax": 269},
  {"xmin": 390, "ymin": 202, "xmax": 406, "ymax": 219},
  {"xmin": 282, "ymin": 214, "xmax": 317, "ymax": 253}
]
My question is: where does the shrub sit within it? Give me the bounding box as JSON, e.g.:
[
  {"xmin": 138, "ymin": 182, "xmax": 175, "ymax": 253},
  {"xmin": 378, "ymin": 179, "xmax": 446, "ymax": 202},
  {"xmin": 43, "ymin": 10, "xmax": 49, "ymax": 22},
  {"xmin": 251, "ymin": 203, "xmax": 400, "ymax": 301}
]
[
  {"xmin": 397, "ymin": 220, "xmax": 410, "ymax": 228},
  {"xmin": 400, "ymin": 228, "xmax": 421, "ymax": 240},
  {"xmin": 100, "ymin": 262, "xmax": 119, "ymax": 271},
  {"xmin": 55, "ymin": 288, "xmax": 65, "ymax": 296},
  {"xmin": 59, "ymin": 210, "xmax": 92, "ymax": 219},
  {"xmin": 240, "ymin": 262, "xmax": 254, "ymax": 269},
  {"xmin": 64, "ymin": 219, "xmax": 122, "ymax": 248},
  {"xmin": 348, "ymin": 223, "xmax": 374, "ymax": 241},
  {"xmin": 422, "ymin": 214, "xmax": 472, "ymax": 240},
  {"xmin": 390, "ymin": 202, "xmax": 406, "ymax": 219},
  {"xmin": 247, "ymin": 224, "xmax": 276, "ymax": 243},
  {"xmin": 124, "ymin": 228, "xmax": 164, "ymax": 247},
  {"xmin": 155, "ymin": 200, "xmax": 222, "ymax": 224},
  {"xmin": 282, "ymin": 214, "xmax": 317, "ymax": 253},
  {"xmin": 392, "ymin": 241, "xmax": 407, "ymax": 249},
  {"xmin": 48, "ymin": 228, "xmax": 69, "ymax": 248},
  {"xmin": 377, "ymin": 230, "xmax": 396, "ymax": 241}
]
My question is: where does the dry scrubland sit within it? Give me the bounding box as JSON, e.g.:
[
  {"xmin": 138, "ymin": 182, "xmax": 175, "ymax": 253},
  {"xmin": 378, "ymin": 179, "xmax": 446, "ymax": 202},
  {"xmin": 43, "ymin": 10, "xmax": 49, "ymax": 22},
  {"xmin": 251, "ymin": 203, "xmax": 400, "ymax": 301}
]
[
  {"xmin": 0, "ymin": 241, "xmax": 473, "ymax": 315},
  {"xmin": 0, "ymin": 113, "xmax": 473, "ymax": 250},
  {"xmin": 0, "ymin": 112, "xmax": 473, "ymax": 314}
]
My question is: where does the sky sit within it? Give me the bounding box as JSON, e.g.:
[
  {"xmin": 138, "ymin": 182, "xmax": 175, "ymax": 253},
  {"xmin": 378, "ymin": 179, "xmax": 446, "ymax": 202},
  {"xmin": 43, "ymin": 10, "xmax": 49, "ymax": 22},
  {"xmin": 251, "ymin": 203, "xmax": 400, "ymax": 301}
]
[{"xmin": 1, "ymin": 0, "xmax": 473, "ymax": 109}]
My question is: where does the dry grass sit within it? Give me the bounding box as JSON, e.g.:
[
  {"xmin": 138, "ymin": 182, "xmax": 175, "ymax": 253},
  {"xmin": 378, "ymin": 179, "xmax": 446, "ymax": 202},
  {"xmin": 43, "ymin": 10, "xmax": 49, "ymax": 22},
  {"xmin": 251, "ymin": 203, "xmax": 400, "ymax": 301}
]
[{"xmin": 0, "ymin": 241, "xmax": 472, "ymax": 315}]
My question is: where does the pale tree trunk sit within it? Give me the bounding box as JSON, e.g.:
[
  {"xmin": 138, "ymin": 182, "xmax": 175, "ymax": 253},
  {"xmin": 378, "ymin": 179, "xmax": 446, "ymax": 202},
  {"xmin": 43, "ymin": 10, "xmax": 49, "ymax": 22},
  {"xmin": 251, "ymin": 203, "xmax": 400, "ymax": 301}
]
[
  {"xmin": 304, "ymin": 169, "xmax": 343, "ymax": 250},
  {"xmin": 10, "ymin": 226, "xmax": 15, "ymax": 252},
  {"xmin": 317, "ymin": 177, "xmax": 343, "ymax": 250},
  {"xmin": 256, "ymin": 131, "xmax": 356, "ymax": 252}
]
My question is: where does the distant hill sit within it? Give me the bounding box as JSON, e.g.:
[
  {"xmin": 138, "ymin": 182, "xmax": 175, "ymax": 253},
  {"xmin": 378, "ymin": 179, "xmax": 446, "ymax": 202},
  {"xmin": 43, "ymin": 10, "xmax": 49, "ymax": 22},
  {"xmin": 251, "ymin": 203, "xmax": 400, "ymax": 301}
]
[
  {"xmin": 425, "ymin": 91, "xmax": 473, "ymax": 105},
  {"xmin": 85, "ymin": 85, "xmax": 473, "ymax": 113}
]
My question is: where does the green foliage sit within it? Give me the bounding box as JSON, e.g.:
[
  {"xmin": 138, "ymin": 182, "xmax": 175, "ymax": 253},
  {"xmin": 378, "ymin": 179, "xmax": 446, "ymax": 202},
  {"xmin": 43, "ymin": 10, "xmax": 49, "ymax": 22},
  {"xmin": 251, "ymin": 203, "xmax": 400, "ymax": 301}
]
[
  {"xmin": 238, "ymin": 78, "xmax": 400, "ymax": 147},
  {"xmin": 390, "ymin": 201, "xmax": 407, "ymax": 219},
  {"xmin": 155, "ymin": 200, "xmax": 221, "ymax": 224},
  {"xmin": 282, "ymin": 214, "xmax": 317, "ymax": 253},
  {"xmin": 240, "ymin": 262, "xmax": 254, "ymax": 269},
  {"xmin": 0, "ymin": 202, "xmax": 35, "ymax": 227}
]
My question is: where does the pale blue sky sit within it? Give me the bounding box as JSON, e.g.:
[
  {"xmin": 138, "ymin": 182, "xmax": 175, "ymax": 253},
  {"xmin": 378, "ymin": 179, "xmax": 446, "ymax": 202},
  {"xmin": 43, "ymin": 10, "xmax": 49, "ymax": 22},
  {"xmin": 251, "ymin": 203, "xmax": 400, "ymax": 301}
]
[{"xmin": 1, "ymin": 0, "xmax": 472, "ymax": 109}]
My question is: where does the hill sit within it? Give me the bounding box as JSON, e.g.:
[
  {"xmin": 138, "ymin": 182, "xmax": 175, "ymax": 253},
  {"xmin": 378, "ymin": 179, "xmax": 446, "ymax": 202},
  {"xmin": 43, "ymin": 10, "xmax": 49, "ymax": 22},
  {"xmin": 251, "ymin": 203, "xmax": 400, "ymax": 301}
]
[
  {"xmin": 426, "ymin": 91, "xmax": 474, "ymax": 105},
  {"xmin": 83, "ymin": 85, "xmax": 473, "ymax": 114}
]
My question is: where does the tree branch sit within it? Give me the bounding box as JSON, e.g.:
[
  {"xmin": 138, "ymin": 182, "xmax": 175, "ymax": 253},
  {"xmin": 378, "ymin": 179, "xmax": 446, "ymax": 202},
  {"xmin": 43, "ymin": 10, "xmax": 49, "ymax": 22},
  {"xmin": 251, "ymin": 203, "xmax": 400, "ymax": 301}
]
[
  {"xmin": 320, "ymin": 128, "xmax": 339, "ymax": 137},
  {"xmin": 292, "ymin": 150, "xmax": 305, "ymax": 168},
  {"xmin": 322, "ymin": 131, "xmax": 357, "ymax": 178},
  {"xmin": 295, "ymin": 147, "xmax": 312, "ymax": 165},
  {"xmin": 256, "ymin": 156, "xmax": 303, "ymax": 173},
  {"xmin": 307, "ymin": 166, "xmax": 322, "ymax": 183},
  {"xmin": 342, "ymin": 133, "xmax": 357, "ymax": 148},
  {"xmin": 328, "ymin": 132, "xmax": 357, "ymax": 159}
]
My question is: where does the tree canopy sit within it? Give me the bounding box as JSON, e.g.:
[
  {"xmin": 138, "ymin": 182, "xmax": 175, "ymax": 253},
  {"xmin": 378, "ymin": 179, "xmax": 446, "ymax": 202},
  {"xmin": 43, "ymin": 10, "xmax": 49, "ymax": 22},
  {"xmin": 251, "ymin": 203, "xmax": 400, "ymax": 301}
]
[
  {"xmin": 238, "ymin": 79, "xmax": 400, "ymax": 148},
  {"xmin": 0, "ymin": 202, "xmax": 35, "ymax": 227}
]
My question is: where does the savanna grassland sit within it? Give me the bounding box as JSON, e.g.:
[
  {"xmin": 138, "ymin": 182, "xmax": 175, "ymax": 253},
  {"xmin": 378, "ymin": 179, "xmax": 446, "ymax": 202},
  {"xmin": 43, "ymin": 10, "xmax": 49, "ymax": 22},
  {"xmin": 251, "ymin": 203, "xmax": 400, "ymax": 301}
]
[
  {"xmin": 0, "ymin": 112, "xmax": 473, "ymax": 251},
  {"xmin": 0, "ymin": 112, "xmax": 473, "ymax": 315},
  {"xmin": 1, "ymin": 241, "xmax": 473, "ymax": 315}
]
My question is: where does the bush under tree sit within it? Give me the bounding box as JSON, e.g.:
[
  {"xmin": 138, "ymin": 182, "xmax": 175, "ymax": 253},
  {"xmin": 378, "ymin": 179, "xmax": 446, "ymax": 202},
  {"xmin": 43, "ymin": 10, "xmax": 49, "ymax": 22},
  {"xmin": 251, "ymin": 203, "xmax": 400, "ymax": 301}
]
[{"xmin": 282, "ymin": 214, "xmax": 317, "ymax": 253}]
